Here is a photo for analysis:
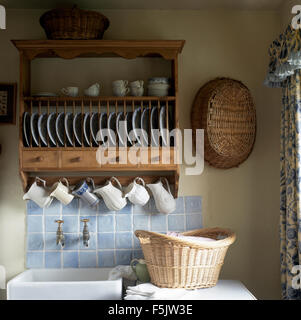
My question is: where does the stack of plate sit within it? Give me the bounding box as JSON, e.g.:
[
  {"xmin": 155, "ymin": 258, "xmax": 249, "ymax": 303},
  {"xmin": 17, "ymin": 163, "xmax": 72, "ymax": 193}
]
[{"xmin": 22, "ymin": 106, "xmax": 174, "ymax": 148}]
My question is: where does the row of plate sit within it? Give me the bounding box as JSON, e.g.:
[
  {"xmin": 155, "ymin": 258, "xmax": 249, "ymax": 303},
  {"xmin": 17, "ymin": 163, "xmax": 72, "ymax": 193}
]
[{"xmin": 22, "ymin": 106, "xmax": 174, "ymax": 147}]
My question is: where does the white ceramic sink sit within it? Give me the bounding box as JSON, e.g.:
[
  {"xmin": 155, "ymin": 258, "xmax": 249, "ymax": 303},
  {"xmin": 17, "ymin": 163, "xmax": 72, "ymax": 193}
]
[{"xmin": 7, "ymin": 268, "xmax": 122, "ymax": 300}]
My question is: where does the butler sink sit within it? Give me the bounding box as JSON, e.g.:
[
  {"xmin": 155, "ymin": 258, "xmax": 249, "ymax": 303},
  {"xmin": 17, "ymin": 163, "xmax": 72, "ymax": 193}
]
[{"xmin": 7, "ymin": 268, "xmax": 122, "ymax": 300}]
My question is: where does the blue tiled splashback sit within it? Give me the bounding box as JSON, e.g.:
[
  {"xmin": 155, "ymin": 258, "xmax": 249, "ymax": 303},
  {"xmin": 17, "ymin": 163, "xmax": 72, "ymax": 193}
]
[{"xmin": 26, "ymin": 196, "xmax": 202, "ymax": 268}]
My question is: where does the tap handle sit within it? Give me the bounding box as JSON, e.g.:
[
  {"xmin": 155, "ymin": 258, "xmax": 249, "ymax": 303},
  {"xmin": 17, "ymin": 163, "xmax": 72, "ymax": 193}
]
[
  {"xmin": 81, "ymin": 218, "xmax": 90, "ymax": 225},
  {"xmin": 55, "ymin": 219, "xmax": 64, "ymax": 224}
]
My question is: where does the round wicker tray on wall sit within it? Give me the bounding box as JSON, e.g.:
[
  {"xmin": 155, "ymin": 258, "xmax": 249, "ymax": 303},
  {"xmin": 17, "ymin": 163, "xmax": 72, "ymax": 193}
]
[{"xmin": 191, "ymin": 78, "xmax": 256, "ymax": 169}]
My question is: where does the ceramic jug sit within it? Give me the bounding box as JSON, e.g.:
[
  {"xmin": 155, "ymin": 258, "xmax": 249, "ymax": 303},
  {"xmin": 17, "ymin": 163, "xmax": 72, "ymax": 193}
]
[
  {"xmin": 72, "ymin": 178, "xmax": 99, "ymax": 207},
  {"xmin": 23, "ymin": 177, "xmax": 53, "ymax": 208},
  {"xmin": 146, "ymin": 177, "xmax": 176, "ymax": 214},
  {"xmin": 50, "ymin": 178, "xmax": 74, "ymax": 205},
  {"xmin": 93, "ymin": 176, "xmax": 127, "ymax": 211},
  {"xmin": 130, "ymin": 259, "xmax": 150, "ymax": 283},
  {"xmin": 124, "ymin": 177, "xmax": 150, "ymax": 206}
]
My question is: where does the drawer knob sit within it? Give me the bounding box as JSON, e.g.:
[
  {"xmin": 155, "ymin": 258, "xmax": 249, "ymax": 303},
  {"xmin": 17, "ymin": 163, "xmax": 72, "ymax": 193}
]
[
  {"xmin": 35, "ymin": 156, "xmax": 43, "ymax": 162},
  {"xmin": 71, "ymin": 157, "xmax": 82, "ymax": 162}
]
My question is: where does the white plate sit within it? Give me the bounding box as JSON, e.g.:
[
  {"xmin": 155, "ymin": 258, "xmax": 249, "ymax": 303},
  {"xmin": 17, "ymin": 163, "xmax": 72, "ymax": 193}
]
[
  {"xmin": 47, "ymin": 112, "xmax": 57, "ymax": 146},
  {"xmin": 159, "ymin": 105, "xmax": 174, "ymax": 146},
  {"xmin": 30, "ymin": 112, "xmax": 40, "ymax": 146},
  {"xmin": 73, "ymin": 113, "xmax": 83, "ymax": 146},
  {"xmin": 108, "ymin": 112, "xmax": 117, "ymax": 146},
  {"xmin": 99, "ymin": 113, "xmax": 108, "ymax": 145},
  {"xmin": 64, "ymin": 112, "xmax": 74, "ymax": 146},
  {"xmin": 23, "ymin": 112, "xmax": 31, "ymax": 147},
  {"xmin": 37, "ymin": 113, "xmax": 48, "ymax": 146},
  {"xmin": 132, "ymin": 107, "xmax": 142, "ymax": 145},
  {"xmin": 55, "ymin": 112, "xmax": 65, "ymax": 146},
  {"xmin": 90, "ymin": 112, "xmax": 99, "ymax": 146},
  {"xmin": 125, "ymin": 112, "xmax": 133, "ymax": 145},
  {"xmin": 116, "ymin": 112, "xmax": 128, "ymax": 147},
  {"xmin": 141, "ymin": 107, "xmax": 151, "ymax": 146},
  {"xmin": 150, "ymin": 106, "xmax": 159, "ymax": 147},
  {"xmin": 83, "ymin": 113, "xmax": 91, "ymax": 147}
]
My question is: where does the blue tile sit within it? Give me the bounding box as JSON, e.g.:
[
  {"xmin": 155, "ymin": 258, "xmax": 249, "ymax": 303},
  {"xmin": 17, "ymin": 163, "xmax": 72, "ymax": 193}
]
[
  {"xmin": 79, "ymin": 252, "xmax": 97, "ymax": 268},
  {"xmin": 148, "ymin": 198, "xmax": 159, "ymax": 214},
  {"xmin": 80, "ymin": 216, "xmax": 97, "ymax": 233},
  {"xmin": 116, "ymin": 214, "xmax": 132, "ymax": 232},
  {"xmin": 117, "ymin": 202, "xmax": 132, "ymax": 214},
  {"xmin": 64, "ymin": 233, "xmax": 79, "ymax": 250},
  {"xmin": 62, "ymin": 198, "xmax": 79, "ymax": 215},
  {"xmin": 98, "ymin": 215, "xmax": 114, "ymax": 232},
  {"xmin": 80, "ymin": 199, "xmax": 98, "ymax": 215},
  {"xmin": 26, "ymin": 200, "xmax": 43, "ymax": 215},
  {"xmin": 80, "ymin": 233, "xmax": 96, "ymax": 250},
  {"xmin": 172, "ymin": 197, "xmax": 185, "ymax": 214},
  {"xmin": 98, "ymin": 233, "xmax": 115, "ymax": 249},
  {"xmin": 133, "ymin": 215, "xmax": 149, "ymax": 231},
  {"xmin": 27, "ymin": 215, "xmax": 43, "ymax": 233},
  {"xmin": 115, "ymin": 232, "xmax": 132, "ymax": 249},
  {"xmin": 151, "ymin": 214, "xmax": 167, "ymax": 232},
  {"xmin": 26, "ymin": 252, "xmax": 44, "ymax": 268},
  {"xmin": 168, "ymin": 215, "xmax": 185, "ymax": 232},
  {"xmin": 132, "ymin": 250, "xmax": 144, "ymax": 259},
  {"xmin": 185, "ymin": 196, "xmax": 202, "ymax": 213},
  {"xmin": 27, "ymin": 233, "xmax": 44, "ymax": 250},
  {"xmin": 45, "ymin": 233, "xmax": 61, "ymax": 250},
  {"xmin": 45, "ymin": 252, "xmax": 61, "ymax": 268},
  {"xmin": 115, "ymin": 250, "xmax": 132, "ymax": 265},
  {"xmin": 63, "ymin": 216, "xmax": 79, "ymax": 233},
  {"xmin": 45, "ymin": 216, "xmax": 60, "ymax": 232},
  {"xmin": 44, "ymin": 199, "xmax": 62, "ymax": 216},
  {"xmin": 133, "ymin": 203, "xmax": 151, "ymax": 215},
  {"xmin": 98, "ymin": 200, "xmax": 115, "ymax": 214},
  {"xmin": 63, "ymin": 252, "xmax": 79, "ymax": 268},
  {"xmin": 186, "ymin": 214, "xmax": 202, "ymax": 230},
  {"xmin": 133, "ymin": 235, "xmax": 141, "ymax": 249},
  {"xmin": 98, "ymin": 251, "xmax": 115, "ymax": 267}
]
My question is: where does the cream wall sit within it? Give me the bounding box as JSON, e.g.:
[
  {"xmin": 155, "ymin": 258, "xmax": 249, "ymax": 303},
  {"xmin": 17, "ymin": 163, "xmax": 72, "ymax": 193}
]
[{"xmin": 0, "ymin": 9, "xmax": 282, "ymax": 299}]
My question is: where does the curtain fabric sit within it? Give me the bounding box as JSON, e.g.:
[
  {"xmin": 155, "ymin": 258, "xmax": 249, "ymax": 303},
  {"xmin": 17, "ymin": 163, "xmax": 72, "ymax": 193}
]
[
  {"xmin": 280, "ymin": 70, "xmax": 301, "ymax": 299},
  {"xmin": 265, "ymin": 25, "xmax": 301, "ymax": 299}
]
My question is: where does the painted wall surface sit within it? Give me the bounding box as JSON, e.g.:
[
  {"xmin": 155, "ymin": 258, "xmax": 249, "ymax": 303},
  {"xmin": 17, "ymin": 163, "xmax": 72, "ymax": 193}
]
[{"xmin": 0, "ymin": 9, "xmax": 282, "ymax": 299}]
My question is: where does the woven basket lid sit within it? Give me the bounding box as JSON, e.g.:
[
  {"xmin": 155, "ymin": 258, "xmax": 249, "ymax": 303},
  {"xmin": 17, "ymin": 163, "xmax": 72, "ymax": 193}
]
[{"xmin": 191, "ymin": 78, "xmax": 256, "ymax": 169}]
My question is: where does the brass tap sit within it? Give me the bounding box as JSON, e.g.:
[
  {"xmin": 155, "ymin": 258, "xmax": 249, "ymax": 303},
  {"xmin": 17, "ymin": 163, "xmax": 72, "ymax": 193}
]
[
  {"xmin": 55, "ymin": 220, "xmax": 65, "ymax": 248},
  {"xmin": 81, "ymin": 219, "xmax": 90, "ymax": 248}
]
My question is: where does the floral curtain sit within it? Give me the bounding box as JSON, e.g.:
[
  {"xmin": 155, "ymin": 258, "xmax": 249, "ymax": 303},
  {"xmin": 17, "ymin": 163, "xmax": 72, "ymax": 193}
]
[{"xmin": 266, "ymin": 25, "xmax": 301, "ymax": 299}]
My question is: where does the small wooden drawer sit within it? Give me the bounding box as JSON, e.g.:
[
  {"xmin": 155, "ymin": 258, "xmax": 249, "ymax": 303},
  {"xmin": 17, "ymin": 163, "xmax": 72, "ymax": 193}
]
[
  {"xmin": 61, "ymin": 151, "xmax": 100, "ymax": 169},
  {"xmin": 22, "ymin": 151, "xmax": 59, "ymax": 169}
]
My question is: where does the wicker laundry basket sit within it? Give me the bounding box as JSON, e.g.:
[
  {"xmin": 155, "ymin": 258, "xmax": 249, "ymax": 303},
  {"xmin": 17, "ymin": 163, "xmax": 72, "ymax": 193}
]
[{"xmin": 135, "ymin": 228, "xmax": 236, "ymax": 289}]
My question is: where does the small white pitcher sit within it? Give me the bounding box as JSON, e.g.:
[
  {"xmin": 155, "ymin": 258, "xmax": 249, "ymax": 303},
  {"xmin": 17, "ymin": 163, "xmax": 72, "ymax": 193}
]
[
  {"xmin": 124, "ymin": 177, "xmax": 150, "ymax": 206},
  {"xmin": 50, "ymin": 178, "xmax": 74, "ymax": 206},
  {"xmin": 94, "ymin": 176, "xmax": 127, "ymax": 211},
  {"xmin": 146, "ymin": 177, "xmax": 176, "ymax": 214},
  {"xmin": 23, "ymin": 177, "xmax": 53, "ymax": 208}
]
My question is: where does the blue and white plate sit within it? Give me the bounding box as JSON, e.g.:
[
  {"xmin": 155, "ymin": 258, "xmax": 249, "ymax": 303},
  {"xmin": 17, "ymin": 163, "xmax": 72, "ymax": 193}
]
[
  {"xmin": 141, "ymin": 107, "xmax": 151, "ymax": 146},
  {"xmin": 98, "ymin": 113, "xmax": 108, "ymax": 145},
  {"xmin": 125, "ymin": 112, "xmax": 133, "ymax": 145},
  {"xmin": 90, "ymin": 112, "xmax": 99, "ymax": 146},
  {"xmin": 132, "ymin": 107, "xmax": 142, "ymax": 145},
  {"xmin": 38, "ymin": 113, "xmax": 48, "ymax": 146},
  {"xmin": 159, "ymin": 105, "xmax": 174, "ymax": 146},
  {"xmin": 64, "ymin": 112, "xmax": 74, "ymax": 146},
  {"xmin": 73, "ymin": 113, "xmax": 83, "ymax": 146},
  {"xmin": 23, "ymin": 112, "xmax": 31, "ymax": 147},
  {"xmin": 30, "ymin": 112, "xmax": 40, "ymax": 147},
  {"xmin": 83, "ymin": 113, "xmax": 91, "ymax": 147},
  {"xmin": 55, "ymin": 112, "xmax": 65, "ymax": 146},
  {"xmin": 108, "ymin": 112, "xmax": 117, "ymax": 146},
  {"xmin": 47, "ymin": 112, "xmax": 57, "ymax": 146},
  {"xmin": 116, "ymin": 112, "xmax": 127, "ymax": 147},
  {"xmin": 150, "ymin": 106, "xmax": 159, "ymax": 147}
]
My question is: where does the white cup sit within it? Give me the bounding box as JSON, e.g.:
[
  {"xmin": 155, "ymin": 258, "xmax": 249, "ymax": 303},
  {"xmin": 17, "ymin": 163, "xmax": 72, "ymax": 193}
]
[
  {"xmin": 61, "ymin": 87, "xmax": 79, "ymax": 97},
  {"xmin": 113, "ymin": 86, "xmax": 130, "ymax": 97},
  {"xmin": 130, "ymin": 80, "xmax": 144, "ymax": 88},
  {"xmin": 130, "ymin": 86, "xmax": 144, "ymax": 97},
  {"xmin": 113, "ymin": 80, "xmax": 128, "ymax": 87},
  {"xmin": 23, "ymin": 177, "xmax": 53, "ymax": 208},
  {"xmin": 84, "ymin": 83, "xmax": 100, "ymax": 97},
  {"xmin": 124, "ymin": 177, "xmax": 150, "ymax": 206},
  {"xmin": 50, "ymin": 178, "xmax": 74, "ymax": 206}
]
